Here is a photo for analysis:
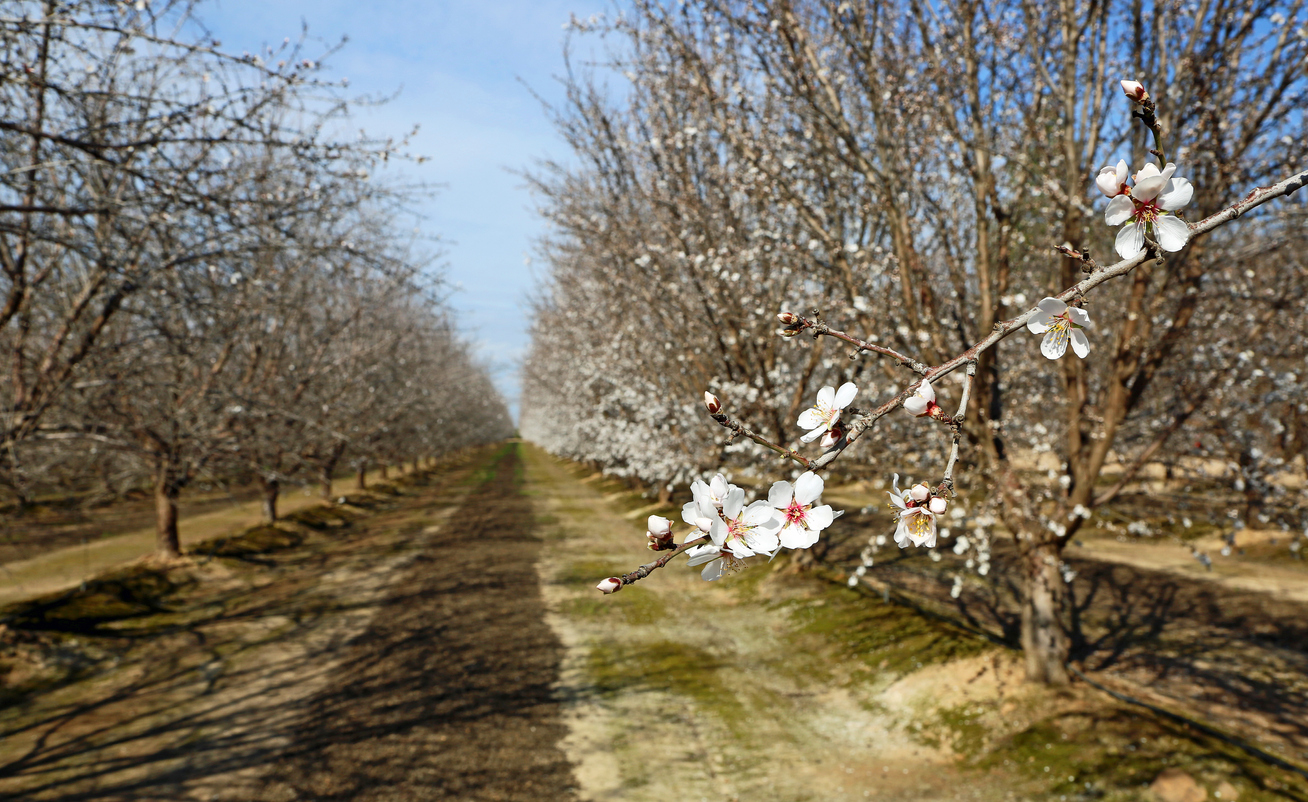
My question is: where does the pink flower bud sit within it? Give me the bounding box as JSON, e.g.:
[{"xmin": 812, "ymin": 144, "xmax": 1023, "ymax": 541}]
[
  {"xmin": 647, "ymin": 515, "xmax": 672, "ymax": 535},
  {"xmin": 819, "ymin": 426, "xmax": 842, "ymax": 449},
  {"xmin": 929, "ymin": 497, "xmax": 947, "ymax": 515},
  {"xmin": 596, "ymin": 577, "xmax": 623, "ymax": 594},
  {"xmin": 1120, "ymin": 80, "xmax": 1148, "ymax": 103},
  {"xmin": 909, "ymin": 483, "xmax": 930, "ymax": 502},
  {"xmin": 703, "ymin": 391, "xmax": 721, "ymax": 414},
  {"xmin": 777, "ymin": 311, "xmax": 800, "ymax": 325}
]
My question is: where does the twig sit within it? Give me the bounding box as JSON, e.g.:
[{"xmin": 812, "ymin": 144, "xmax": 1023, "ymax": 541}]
[
  {"xmin": 798, "ymin": 318, "xmax": 930, "ymax": 375},
  {"xmin": 707, "ymin": 411, "xmax": 813, "ymax": 468},
  {"xmin": 617, "ymin": 539, "xmax": 697, "ymax": 588}
]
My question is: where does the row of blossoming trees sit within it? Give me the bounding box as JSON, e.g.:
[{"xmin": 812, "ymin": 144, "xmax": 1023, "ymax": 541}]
[
  {"xmin": 522, "ymin": 0, "xmax": 1308, "ymax": 684},
  {"xmin": 0, "ymin": 0, "xmax": 513, "ymax": 555}
]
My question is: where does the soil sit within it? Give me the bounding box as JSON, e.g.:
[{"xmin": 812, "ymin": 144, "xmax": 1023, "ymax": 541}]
[
  {"xmin": 0, "ymin": 445, "xmax": 576, "ymax": 801},
  {"xmin": 3, "ymin": 444, "xmax": 1308, "ymax": 802}
]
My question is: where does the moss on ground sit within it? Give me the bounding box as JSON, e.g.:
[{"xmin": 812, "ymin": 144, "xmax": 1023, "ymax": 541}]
[
  {"xmin": 781, "ymin": 578, "xmax": 994, "ymax": 680},
  {"xmin": 563, "ymin": 585, "xmax": 665, "ymax": 625},
  {"xmin": 587, "ymin": 639, "xmax": 744, "ymax": 727},
  {"xmin": 967, "ymin": 705, "xmax": 1308, "ymax": 802}
]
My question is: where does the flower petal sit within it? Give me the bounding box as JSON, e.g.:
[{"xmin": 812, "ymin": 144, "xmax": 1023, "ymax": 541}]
[
  {"xmin": 723, "ymin": 486, "xmax": 745, "ymax": 519},
  {"xmin": 1037, "ymin": 297, "xmax": 1068, "ymax": 316},
  {"xmin": 1133, "ymin": 174, "xmax": 1167, "ymax": 201},
  {"xmin": 794, "ymin": 471, "xmax": 824, "ymax": 505},
  {"xmin": 1115, "ymin": 158, "xmax": 1128, "ymax": 184},
  {"xmin": 768, "ymin": 480, "xmax": 794, "ymax": 509},
  {"xmin": 1104, "ymin": 194, "xmax": 1134, "ymax": 226},
  {"xmin": 744, "ymin": 527, "xmax": 780, "ymax": 554},
  {"xmin": 710, "ymin": 518, "xmax": 728, "ymax": 547},
  {"xmin": 834, "ymin": 381, "xmax": 858, "ymax": 408},
  {"xmin": 682, "ymin": 501, "xmax": 701, "ymax": 526},
  {"xmin": 887, "ymin": 490, "xmax": 906, "ymax": 509},
  {"xmin": 1154, "ymin": 214, "xmax": 1191, "ymax": 252},
  {"xmin": 1157, "ymin": 176, "xmax": 1193, "ymax": 211},
  {"xmin": 1042, "ymin": 327, "xmax": 1069, "ymax": 359},
  {"xmin": 1070, "ymin": 328, "xmax": 1090, "ymax": 358},
  {"xmin": 1026, "ymin": 313, "xmax": 1053, "ymax": 334},
  {"xmin": 780, "ymin": 523, "xmax": 818, "ymax": 549},
  {"xmin": 1068, "ymin": 307, "xmax": 1091, "ymax": 326},
  {"xmin": 700, "ymin": 558, "xmax": 725, "ymax": 581},
  {"xmin": 806, "ymin": 504, "xmax": 834, "ymax": 529},
  {"xmin": 743, "ymin": 500, "xmax": 782, "ymax": 529},
  {"xmin": 1096, "ymin": 165, "xmax": 1122, "ymax": 196},
  {"xmin": 797, "ymin": 408, "xmax": 824, "ymax": 429},
  {"xmin": 816, "ymin": 385, "xmax": 835, "ymax": 408},
  {"xmin": 1115, "ymin": 221, "xmax": 1145, "ymax": 259},
  {"xmin": 1134, "ymin": 162, "xmax": 1161, "ymax": 182},
  {"xmin": 903, "ymin": 396, "xmax": 927, "ymax": 416},
  {"xmin": 800, "ymin": 427, "xmax": 824, "ymax": 443}
]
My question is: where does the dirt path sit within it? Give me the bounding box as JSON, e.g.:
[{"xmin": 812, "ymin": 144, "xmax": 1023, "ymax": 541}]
[
  {"xmin": 0, "ymin": 445, "xmax": 576, "ymax": 801},
  {"xmin": 522, "ymin": 446, "xmax": 1016, "ymax": 802}
]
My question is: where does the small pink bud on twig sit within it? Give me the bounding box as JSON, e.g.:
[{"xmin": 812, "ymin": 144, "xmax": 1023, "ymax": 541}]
[
  {"xmin": 928, "ymin": 497, "xmax": 947, "ymax": 515},
  {"xmin": 819, "ymin": 425, "xmax": 842, "ymax": 449},
  {"xmin": 909, "ymin": 483, "xmax": 930, "ymax": 502},
  {"xmin": 647, "ymin": 515, "xmax": 672, "ymax": 535},
  {"xmin": 1120, "ymin": 80, "xmax": 1148, "ymax": 103},
  {"xmin": 703, "ymin": 391, "xmax": 721, "ymax": 414},
  {"xmin": 777, "ymin": 311, "xmax": 800, "ymax": 325},
  {"xmin": 597, "ymin": 577, "xmax": 623, "ymax": 594}
]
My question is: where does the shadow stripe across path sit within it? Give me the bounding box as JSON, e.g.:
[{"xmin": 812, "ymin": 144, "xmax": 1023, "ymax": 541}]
[{"xmin": 254, "ymin": 443, "xmax": 577, "ymax": 801}]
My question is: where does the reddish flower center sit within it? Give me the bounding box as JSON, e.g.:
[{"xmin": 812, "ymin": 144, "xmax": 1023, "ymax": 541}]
[{"xmin": 785, "ymin": 500, "xmax": 809, "ymax": 527}]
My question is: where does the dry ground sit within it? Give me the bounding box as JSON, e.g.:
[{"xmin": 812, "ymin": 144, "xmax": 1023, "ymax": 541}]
[{"xmin": 1, "ymin": 443, "xmax": 1307, "ymax": 802}]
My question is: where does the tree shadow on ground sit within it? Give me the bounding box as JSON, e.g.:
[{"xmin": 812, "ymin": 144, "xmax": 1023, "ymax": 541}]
[{"xmin": 0, "ymin": 446, "xmax": 577, "ymax": 802}]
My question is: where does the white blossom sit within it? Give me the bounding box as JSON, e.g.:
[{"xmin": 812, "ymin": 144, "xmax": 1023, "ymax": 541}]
[
  {"xmin": 887, "ymin": 474, "xmax": 946, "ymax": 548},
  {"xmin": 1095, "ymin": 158, "xmax": 1129, "ymax": 197},
  {"xmin": 1026, "ymin": 297, "xmax": 1091, "ymax": 359},
  {"xmin": 797, "ymin": 382, "xmax": 857, "ymax": 442},
  {"xmin": 686, "ymin": 485, "xmax": 782, "ymax": 580},
  {"xmin": 768, "ymin": 471, "xmax": 838, "ymax": 549},
  {"xmin": 1103, "ymin": 162, "xmax": 1194, "ymax": 259},
  {"xmin": 903, "ymin": 379, "xmax": 938, "ymax": 417}
]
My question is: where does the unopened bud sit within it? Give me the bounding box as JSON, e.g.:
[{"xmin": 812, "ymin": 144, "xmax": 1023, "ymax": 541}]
[
  {"xmin": 703, "ymin": 391, "xmax": 721, "ymax": 414},
  {"xmin": 1119, "ymin": 80, "xmax": 1148, "ymax": 103},
  {"xmin": 596, "ymin": 577, "xmax": 623, "ymax": 594},
  {"xmin": 928, "ymin": 497, "xmax": 947, "ymax": 515},
  {"xmin": 909, "ymin": 483, "xmax": 930, "ymax": 502},
  {"xmin": 819, "ymin": 427, "xmax": 842, "ymax": 449},
  {"xmin": 777, "ymin": 311, "xmax": 800, "ymax": 326},
  {"xmin": 778, "ymin": 328, "xmax": 799, "ymax": 338},
  {"xmin": 647, "ymin": 515, "xmax": 672, "ymax": 535}
]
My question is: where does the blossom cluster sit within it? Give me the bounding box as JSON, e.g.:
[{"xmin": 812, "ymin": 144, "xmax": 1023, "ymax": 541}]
[{"xmin": 681, "ymin": 471, "xmax": 840, "ymax": 580}]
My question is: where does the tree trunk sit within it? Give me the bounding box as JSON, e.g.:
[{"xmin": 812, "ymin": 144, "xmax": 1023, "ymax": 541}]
[
  {"xmin": 154, "ymin": 466, "xmax": 181, "ymax": 558},
  {"xmin": 261, "ymin": 477, "xmax": 280, "ymax": 523},
  {"xmin": 356, "ymin": 462, "xmax": 367, "ymax": 490},
  {"xmin": 320, "ymin": 466, "xmax": 333, "ymax": 500},
  {"xmin": 657, "ymin": 483, "xmax": 672, "ymax": 505},
  {"xmin": 1021, "ymin": 541, "xmax": 1070, "ymax": 685},
  {"xmin": 380, "ymin": 463, "xmax": 389, "ymax": 480}
]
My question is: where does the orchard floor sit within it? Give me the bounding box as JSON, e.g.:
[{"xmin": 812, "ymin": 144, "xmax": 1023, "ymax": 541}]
[{"xmin": 1, "ymin": 443, "xmax": 1307, "ymax": 801}]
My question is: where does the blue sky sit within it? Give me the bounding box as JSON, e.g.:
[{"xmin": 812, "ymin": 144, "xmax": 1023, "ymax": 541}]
[{"xmin": 206, "ymin": 1, "xmax": 606, "ymax": 418}]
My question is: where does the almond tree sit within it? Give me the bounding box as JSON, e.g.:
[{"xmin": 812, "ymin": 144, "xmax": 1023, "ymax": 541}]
[{"xmin": 523, "ymin": 0, "xmax": 1307, "ymax": 684}]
